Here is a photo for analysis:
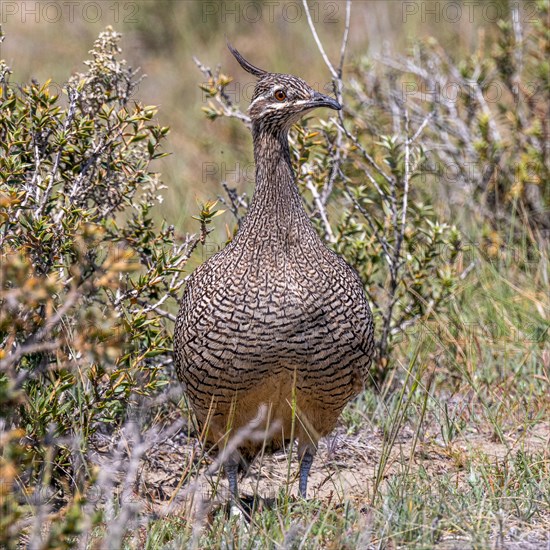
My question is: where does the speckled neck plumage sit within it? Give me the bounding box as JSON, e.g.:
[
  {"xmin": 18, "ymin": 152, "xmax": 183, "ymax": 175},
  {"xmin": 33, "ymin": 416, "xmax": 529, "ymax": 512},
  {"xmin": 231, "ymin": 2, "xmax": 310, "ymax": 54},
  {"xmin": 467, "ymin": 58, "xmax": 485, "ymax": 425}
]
[{"xmin": 236, "ymin": 125, "xmax": 311, "ymax": 247}]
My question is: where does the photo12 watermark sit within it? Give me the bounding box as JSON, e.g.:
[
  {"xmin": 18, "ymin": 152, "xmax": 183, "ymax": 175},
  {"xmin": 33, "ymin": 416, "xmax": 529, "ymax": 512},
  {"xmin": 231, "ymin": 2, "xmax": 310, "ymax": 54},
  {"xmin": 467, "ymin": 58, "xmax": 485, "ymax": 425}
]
[
  {"xmin": 202, "ymin": 161, "xmax": 255, "ymax": 185},
  {"xmin": 395, "ymin": 317, "xmax": 546, "ymax": 345},
  {"xmin": 401, "ymin": 80, "xmax": 541, "ymax": 106},
  {"xmin": 401, "ymin": 1, "xmax": 541, "ymax": 24},
  {"xmin": 202, "ymin": 1, "xmax": 341, "ymax": 24},
  {"xmin": 0, "ymin": 2, "xmax": 140, "ymax": 24},
  {"xmin": 416, "ymin": 157, "xmax": 542, "ymax": 187}
]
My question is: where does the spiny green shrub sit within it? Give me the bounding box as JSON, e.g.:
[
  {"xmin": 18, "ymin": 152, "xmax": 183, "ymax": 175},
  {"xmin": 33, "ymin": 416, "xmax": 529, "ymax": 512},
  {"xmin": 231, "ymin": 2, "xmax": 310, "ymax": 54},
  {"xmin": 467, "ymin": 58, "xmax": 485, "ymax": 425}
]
[
  {"xmin": 0, "ymin": 27, "xmax": 194, "ymax": 544},
  {"xmin": 369, "ymin": 0, "xmax": 549, "ymax": 238}
]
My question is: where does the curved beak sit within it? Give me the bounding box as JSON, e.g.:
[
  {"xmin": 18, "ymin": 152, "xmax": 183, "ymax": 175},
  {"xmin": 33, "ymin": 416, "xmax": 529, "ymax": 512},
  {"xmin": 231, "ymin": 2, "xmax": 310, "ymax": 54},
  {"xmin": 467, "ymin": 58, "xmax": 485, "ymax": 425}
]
[{"xmin": 310, "ymin": 91, "xmax": 341, "ymax": 110}]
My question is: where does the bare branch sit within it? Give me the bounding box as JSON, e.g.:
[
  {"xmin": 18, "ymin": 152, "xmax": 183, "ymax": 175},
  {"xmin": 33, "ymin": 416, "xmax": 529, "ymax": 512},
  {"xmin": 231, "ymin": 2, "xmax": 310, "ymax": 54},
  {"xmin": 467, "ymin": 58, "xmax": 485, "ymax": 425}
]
[
  {"xmin": 334, "ymin": 120, "xmax": 395, "ymax": 188},
  {"xmin": 301, "ymin": 0, "xmax": 338, "ymax": 79},
  {"xmin": 337, "ymin": 0, "xmax": 352, "ymax": 78},
  {"xmin": 0, "ymin": 340, "xmax": 61, "ymax": 372},
  {"xmin": 305, "ymin": 178, "xmax": 336, "ymax": 243},
  {"xmin": 343, "ymin": 186, "xmax": 395, "ymax": 268},
  {"xmin": 410, "ymin": 111, "xmax": 434, "ymax": 144}
]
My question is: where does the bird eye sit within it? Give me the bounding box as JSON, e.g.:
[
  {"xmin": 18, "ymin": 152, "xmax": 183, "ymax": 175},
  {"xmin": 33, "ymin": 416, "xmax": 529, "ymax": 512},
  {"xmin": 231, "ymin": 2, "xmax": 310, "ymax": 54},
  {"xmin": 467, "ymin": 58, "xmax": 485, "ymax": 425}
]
[{"xmin": 274, "ymin": 90, "xmax": 287, "ymax": 101}]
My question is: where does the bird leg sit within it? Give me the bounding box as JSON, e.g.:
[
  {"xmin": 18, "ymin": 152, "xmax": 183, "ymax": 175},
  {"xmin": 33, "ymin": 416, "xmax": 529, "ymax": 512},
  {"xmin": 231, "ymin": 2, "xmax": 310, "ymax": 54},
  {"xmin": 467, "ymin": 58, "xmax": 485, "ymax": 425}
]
[
  {"xmin": 298, "ymin": 450, "xmax": 314, "ymax": 498},
  {"xmin": 225, "ymin": 458, "xmax": 239, "ymax": 501}
]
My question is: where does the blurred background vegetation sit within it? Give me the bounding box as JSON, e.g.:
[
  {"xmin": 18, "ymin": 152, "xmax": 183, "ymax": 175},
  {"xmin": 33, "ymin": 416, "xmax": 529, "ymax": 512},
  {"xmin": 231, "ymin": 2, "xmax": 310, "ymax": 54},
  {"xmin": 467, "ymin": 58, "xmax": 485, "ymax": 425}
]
[
  {"xmin": 0, "ymin": 1, "xmax": 548, "ymax": 548},
  {"xmin": 4, "ymin": 0, "xmax": 531, "ymax": 234}
]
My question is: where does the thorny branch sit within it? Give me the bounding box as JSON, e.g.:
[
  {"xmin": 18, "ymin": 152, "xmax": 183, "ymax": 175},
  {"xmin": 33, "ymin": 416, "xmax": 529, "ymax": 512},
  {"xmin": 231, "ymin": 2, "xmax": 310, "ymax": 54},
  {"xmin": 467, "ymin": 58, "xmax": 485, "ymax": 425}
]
[
  {"xmin": 112, "ymin": 233, "xmax": 199, "ymax": 311},
  {"xmin": 302, "ymin": 0, "xmax": 351, "ymax": 209},
  {"xmin": 193, "ymin": 56, "xmax": 251, "ymax": 127},
  {"xmin": 35, "ymin": 87, "xmax": 80, "ymax": 219},
  {"xmin": 217, "ymin": 181, "xmax": 249, "ymax": 227},
  {"xmin": 0, "ymin": 288, "xmax": 79, "ymax": 374},
  {"xmin": 295, "ymin": 0, "xmax": 468, "ymax": 364}
]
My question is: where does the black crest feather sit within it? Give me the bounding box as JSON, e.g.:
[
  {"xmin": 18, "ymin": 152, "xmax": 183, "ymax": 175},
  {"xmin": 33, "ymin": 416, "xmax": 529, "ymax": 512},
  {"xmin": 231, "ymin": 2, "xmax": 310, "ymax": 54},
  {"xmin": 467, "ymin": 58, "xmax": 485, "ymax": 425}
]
[{"xmin": 226, "ymin": 40, "xmax": 267, "ymax": 78}]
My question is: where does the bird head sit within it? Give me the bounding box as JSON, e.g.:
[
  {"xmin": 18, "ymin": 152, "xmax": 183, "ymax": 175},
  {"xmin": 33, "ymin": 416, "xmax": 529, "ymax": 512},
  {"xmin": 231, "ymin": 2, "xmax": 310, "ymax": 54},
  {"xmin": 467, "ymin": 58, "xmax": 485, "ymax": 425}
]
[{"xmin": 227, "ymin": 42, "xmax": 341, "ymax": 133}]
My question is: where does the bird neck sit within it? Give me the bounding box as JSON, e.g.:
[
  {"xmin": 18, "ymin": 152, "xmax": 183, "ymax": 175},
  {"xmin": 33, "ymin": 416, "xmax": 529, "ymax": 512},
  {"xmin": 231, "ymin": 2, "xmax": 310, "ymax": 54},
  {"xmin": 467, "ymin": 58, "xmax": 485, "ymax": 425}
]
[{"xmin": 242, "ymin": 125, "xmax": 309, "ymax": 238}]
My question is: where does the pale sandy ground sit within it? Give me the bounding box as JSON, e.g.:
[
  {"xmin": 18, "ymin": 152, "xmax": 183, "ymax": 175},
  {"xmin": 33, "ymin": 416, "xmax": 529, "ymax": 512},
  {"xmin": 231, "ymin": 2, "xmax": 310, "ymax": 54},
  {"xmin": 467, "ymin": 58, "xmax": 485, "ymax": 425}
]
[{"xmin": 132, "ymin": 419, "xmax": 549, "ymax": 548}]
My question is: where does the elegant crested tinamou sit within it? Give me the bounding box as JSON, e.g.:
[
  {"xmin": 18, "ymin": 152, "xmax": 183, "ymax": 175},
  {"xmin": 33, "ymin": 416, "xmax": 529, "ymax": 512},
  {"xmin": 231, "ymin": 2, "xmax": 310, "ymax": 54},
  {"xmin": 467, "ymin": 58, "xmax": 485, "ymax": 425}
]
[{"xmin": 174, "ymin": 43, "xmax": 374, "ymax": 499}]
